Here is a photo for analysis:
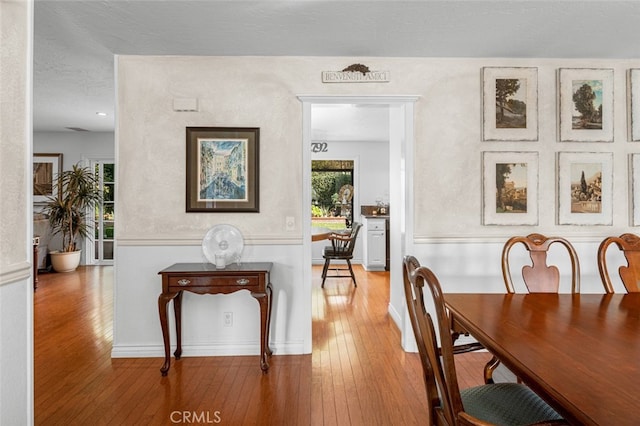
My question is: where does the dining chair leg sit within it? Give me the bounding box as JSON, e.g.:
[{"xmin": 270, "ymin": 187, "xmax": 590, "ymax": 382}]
[
  {"xmin": 346, "ymin": 259, "xmax": 357, "ymax": 287},
  {"xmin": 321, "ymin": 258, "xmax": 330, "ymax": 288},
  {"xmin": 484, "ymin": 355, "xmax": 501, "ymax": 384}
]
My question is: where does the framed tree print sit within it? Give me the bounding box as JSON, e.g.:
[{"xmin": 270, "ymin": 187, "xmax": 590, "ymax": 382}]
[
  {"xmin": 557, "ymin": 152, "xmax": 612, "ymax": 225},
  {"xmin": 482, "ymin": 151, "xmax": 538, "ymax": 225},
  {"xmin": 482, "ymin": 67, "xmax": 538, "ymax": 141},
  {"xmin": 186, "ymin": 127, "xmax": 260, "ymax": 212},
  {"xmin": 559, "ymin": 68, "xmax": 614, "ymax": 142}
]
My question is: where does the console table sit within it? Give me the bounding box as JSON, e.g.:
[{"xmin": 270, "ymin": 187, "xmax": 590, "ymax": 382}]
[{"xmin": 157, "ymin": 262, "xmax": 273, "ymax": 375}]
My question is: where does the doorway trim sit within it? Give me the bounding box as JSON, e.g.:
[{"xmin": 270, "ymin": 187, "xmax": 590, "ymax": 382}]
[{"xmin": 298, "ymin": 95, "xmax": 419, "ymax": 353}]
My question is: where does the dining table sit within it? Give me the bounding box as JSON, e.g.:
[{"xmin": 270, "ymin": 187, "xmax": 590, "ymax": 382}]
[
  {"xmin": 444, "ymin": 292, "xmax": 640, "ymax": 426},
  {"xmin": 311, "ymin": 227, "xmax": 333, "ymax": 242},
  {"xmin": 311, "ymin": 227, "xmax": 348, "ymax": 242}
]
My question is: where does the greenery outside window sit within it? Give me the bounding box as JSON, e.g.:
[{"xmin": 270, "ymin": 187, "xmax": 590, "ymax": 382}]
[
  {"xmin": 92, "ymin": 161, "xmax": 115, "ymax": 263},
  {"xmin": 311, "ymin": 160, "xmax": 354, "ymax": 229}
]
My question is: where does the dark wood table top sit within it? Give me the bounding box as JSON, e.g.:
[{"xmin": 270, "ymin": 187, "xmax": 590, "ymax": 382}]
[
  {"xmin": 158, "ymin": 262, "xmax": 272, "ymax": 274},
  {"xmin": 444, "ymin": 293, "xmax": 640, "ymax": 426}
]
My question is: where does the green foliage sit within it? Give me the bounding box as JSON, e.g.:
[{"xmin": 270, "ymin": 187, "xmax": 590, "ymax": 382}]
[
  {"xmin": 312, "ymin": 171, "xmax": 352, "ymax": 210},
  {"xmin": 311, "ymin": 171, "xmax": 336, "ymax": 208},
  {"xmin": 311, "ymin": 205, "xmax": 324, "ymax": 217},
  {"xmin": 44, "ymin": 163, "xmax": 103, "ymax": 252}
]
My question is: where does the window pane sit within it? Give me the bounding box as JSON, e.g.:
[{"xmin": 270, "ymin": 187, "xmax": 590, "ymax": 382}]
[
  {"xmin": 103, "ymin": 183, "xmax": 114, "ymax": 201},
  {"xmin": 103, "ymin": 204, "xmax": 114, "ymax": 220},
  {"xmin": 104, "ymin": 163, "xmax": 115, "ymax": 182},
  {"xmin": 311, "ymin": 160, "xmax": 354, "ymax": 227},
  {"xmin": 103, "ymin": 221, "xmax": 114, "ymax": 239},
  {"xmin": 103, "ymin": 241, "xmax": 114, "ymax": 260}
]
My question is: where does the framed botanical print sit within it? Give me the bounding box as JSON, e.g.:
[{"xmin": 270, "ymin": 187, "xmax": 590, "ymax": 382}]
[
  {"xmin": 186, "ymin": 127, "xmax": 260, "ymax": 212},
  {"xmin": 558, "ymin": 68, "xmax": 614, "ymax": 142},
  {"xmin": 482, "ymin": 151, "xmax": 538, "ymax": 225},
  {"xmin": 482, "ymin": 67, "xmax": 538, "ymax": 141},
  {"xmin": 557, "ymin": 152, "xmax": 612, "ymax": 225},
  {"xmin": 33, "ymin": 153, "xmax": 63, "ymax": 203}
]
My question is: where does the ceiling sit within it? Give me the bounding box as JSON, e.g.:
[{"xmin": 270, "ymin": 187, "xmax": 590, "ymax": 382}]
[{"xmin": 33, "ymin": 0, "xmax": 640, "ymax": 133}]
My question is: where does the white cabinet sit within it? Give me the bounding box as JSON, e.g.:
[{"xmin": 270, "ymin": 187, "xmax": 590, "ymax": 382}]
[{"xmin": 363, "ymin": 217, "xmax": 386, "ymax": 271}]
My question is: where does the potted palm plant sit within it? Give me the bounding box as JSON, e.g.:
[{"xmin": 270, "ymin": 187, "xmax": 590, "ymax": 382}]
[{"xmin": 43, "ymin": 163, "xmax": 102, "ymax": 272}]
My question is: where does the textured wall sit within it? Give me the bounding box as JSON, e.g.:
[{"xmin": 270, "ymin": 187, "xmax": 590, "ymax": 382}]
[
  {"xmin": 116, "ymin": 55, "xmax": 640, "ymax": 356},
  {"xmin": 1, "ymin": 1, "xmax": 31, "ymax": 274},
  {"xmin": 118, "ymin": 56, "xmax": 640, "ymax": 244},
  {"xmin": 0, "ymin": 1, "xmax": 34, "ymax": 424}
]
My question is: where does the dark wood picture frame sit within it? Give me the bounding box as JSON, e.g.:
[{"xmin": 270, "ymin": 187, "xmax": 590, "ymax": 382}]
[
  {"xmin": 186, "ymin": 127, "xmax": 259, "ymax": 212},
  {"xmin": 33, "ymin": 153, "xmax": 63, "ymax": 203}
]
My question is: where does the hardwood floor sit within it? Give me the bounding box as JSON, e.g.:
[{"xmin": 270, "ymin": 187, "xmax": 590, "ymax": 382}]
[{"xmin": 34, "ymin": 265, "xmax": 493, "ymax": 425}]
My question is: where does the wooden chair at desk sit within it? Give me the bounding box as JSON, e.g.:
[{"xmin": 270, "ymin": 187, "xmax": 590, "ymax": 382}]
[
  {"xmin": 598, "ymin": 233, "xmax": 640, "ymax": 293},
  {"xmin": 402, "ymin": 256, "xmax": 566, "ymax": 426},
  {"xmin": 321, "ymin": 222, "xmax": 362, "ymax": 288}
]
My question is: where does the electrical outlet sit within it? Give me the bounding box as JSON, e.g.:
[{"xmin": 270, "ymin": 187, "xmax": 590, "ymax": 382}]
[{"xmin": 223, "ymin": 312, "xmax": 233, "ymax": 327}]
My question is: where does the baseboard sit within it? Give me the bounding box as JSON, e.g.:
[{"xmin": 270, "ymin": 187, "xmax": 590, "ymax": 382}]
[{"xmin": 111, "ymin": 340, "xmax": 306, "ymax": 358}]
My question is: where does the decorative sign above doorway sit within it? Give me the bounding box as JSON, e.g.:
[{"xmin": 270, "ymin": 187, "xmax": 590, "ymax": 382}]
[{"xmin": 322, "ymin": 63, "xmax": 390, "ymax": 83}]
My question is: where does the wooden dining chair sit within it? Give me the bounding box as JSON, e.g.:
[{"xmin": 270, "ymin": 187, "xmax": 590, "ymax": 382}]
[
  {"xmin": 486, "ymin": 233, "xmax": 588, "ymax": 383},
  {"xmin": 403, "ymin": 256, "xmax": 485, "ymax": 367},
  {"xmin": 598, "ymin": 233, "xmax": 640, "ymax": 293},
  {"xmin": 321, "ymin": 222, "xmax": 362, "ymax": 288},
  {"xmin": 501, "ymin": 233, "xmax": 581, "ymax": 294},
  {"xmin": 402, "ymin": 256, "xmax": 565, "ymax": 426}
]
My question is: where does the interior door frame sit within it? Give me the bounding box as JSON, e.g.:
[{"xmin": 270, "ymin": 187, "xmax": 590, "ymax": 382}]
[{"xmin": 299, "ymin": 95, "xmax": 419, "ymax": 353}]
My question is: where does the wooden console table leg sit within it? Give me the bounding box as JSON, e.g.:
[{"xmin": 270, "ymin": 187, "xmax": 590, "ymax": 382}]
[
  {"xmin": 174, "ymin": 290, "xmax": 183, "ymax": 359},
  {"xmin": 265, "ymin": 283, "xmax": 273, "ymax": 356},
  {"xmin": 252, "ymin": 289, "xmax": 272, "ymax": 371},
  {"xmin": 158, "ymin": 292, "xmax": 176, "ymax": 376}
]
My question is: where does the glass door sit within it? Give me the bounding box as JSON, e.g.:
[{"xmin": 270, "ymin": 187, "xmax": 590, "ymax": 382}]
[{"xmin": 91, "ymin": 160, "xmax": 115, "ymax": 264}]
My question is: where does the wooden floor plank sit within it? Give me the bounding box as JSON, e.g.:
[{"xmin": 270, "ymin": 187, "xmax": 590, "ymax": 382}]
[{"xmin": 34, "ymin": 264, "xmax": 489, "ymax": 425}]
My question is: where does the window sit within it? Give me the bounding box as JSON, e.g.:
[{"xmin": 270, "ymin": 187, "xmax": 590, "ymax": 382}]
[
  {"xmin": 91, "ymin": 160, "xmax": 115, "ymax": 263},
  {"xmin": 311, "ymin": 160, "xmax": 354, "ymax": 229}
]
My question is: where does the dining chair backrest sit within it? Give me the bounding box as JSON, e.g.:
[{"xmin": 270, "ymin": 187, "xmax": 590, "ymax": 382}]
[
  {"xmin": 501, "ymin": 233, "xmax": 581, "ymax": 294},
  {"xmin": 330, "ymin": 222, "xmax": 362, "ymax": 255},
  {"xmin": 598, "ymin": 233, "xmax": 640, "ymax": 293},
  {"xmin": 404, "ymin": 256, "xmax": 485, "ymax": 347},
  {"xmin": 403, "ymin": 256, "xmax": 462, "ymax": 425}
]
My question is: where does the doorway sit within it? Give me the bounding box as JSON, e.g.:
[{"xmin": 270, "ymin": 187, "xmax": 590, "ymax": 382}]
[{"xmin": 299, "ymin": 95, "xmax": 418, "ymax": 354}]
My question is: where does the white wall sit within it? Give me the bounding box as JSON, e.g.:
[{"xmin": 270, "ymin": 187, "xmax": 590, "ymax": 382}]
[
  {"xmin": 0, "ymin": 1, "xmax": 34, "ymax": 424},
  {"xmin": 33, "ymin": 131, "xmax": 114, "ymax": 169},
  {"xmin": 115, "ymin": 55, "xmax": 639, "ymax": 359}
]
